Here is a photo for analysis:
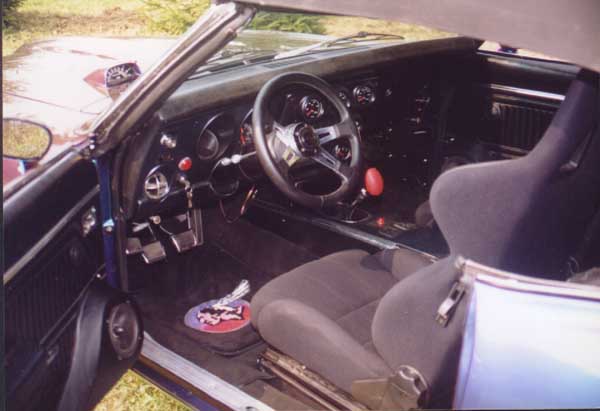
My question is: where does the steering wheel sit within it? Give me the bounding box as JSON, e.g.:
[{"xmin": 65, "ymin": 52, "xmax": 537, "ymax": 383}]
[{"xmin": 252, "ymin": 72, "xmax": 363, "ymax": 209}]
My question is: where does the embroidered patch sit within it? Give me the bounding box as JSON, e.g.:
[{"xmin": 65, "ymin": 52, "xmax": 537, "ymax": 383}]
[{"xmin": 184, "ymin": 299, "xmax": 251, "ymax": 334}]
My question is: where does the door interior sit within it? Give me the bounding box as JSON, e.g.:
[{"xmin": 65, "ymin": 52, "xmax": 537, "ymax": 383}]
[
  {"xmin": 3, "ymin": 152, "xmax": 142, "ymax": 411},
  {"xmin": 439, "ymin": 51, "xmax": 579, "ymax": 167}
]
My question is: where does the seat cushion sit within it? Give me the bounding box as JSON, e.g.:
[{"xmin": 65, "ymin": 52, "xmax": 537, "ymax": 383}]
[{"xmin": 251, "ymin": 248, "xmax": 432, "ymax": 391}]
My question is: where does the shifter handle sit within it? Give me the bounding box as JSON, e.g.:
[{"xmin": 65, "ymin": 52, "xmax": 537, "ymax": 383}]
[{"xmin": 364, "ymin": 168, "xmax": 384, "ymax": 196}]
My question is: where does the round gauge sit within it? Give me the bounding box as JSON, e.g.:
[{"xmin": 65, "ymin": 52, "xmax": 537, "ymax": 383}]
[
  {"xmin": 353, "ymin": 85, "xmax": 376, "ymax": 106},
  {"xmin": 240, "ymin": 122, "xmax": 253, "ymax": 146},
  {"xmin": 196, "ymin": 129, "xmax": 220, "ymax": 160},
  {"xmin": 333, "ymin": 143, "xmax": 351, "ymax": 161},
  {"xmin": 338, "ymin": 90, "xmax": 351, "ymax": 108},
  {"xmin": 300, "ymin": 96, "xmax": 324, "ymax": 120}
]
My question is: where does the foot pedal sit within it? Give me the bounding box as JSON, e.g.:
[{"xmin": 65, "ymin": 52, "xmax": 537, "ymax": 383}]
[
  {"xmin": 163, "ymin": 209, "xmax": 204, "ymax": 254},
  {"xmin": 170, "ymin": 230, "xmax": 198, "ymax": 253},
  {"xmin": 125, "ymin": 237, "xmax": 143, "ymax": 255},
  {"xmin": 141, "ymin": 241, "xmax": 167, "ymax": 264}
]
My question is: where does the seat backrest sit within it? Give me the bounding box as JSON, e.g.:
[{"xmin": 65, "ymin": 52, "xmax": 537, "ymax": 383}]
[
  {"xmin": 431, "ymin": 70, "xmax": 600, "ymax": 278},
  {"xmin": 372, "ymin": 70, "xmax": 600, "ymax": 408}
]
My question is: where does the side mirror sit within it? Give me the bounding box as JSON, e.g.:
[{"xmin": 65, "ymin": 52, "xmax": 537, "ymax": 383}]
[{"xmin": 2, "ymin": 118, "xmax": 52, "ymax": 160}]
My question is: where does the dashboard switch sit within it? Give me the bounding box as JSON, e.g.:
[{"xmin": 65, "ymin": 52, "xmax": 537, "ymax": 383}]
[
  {"xmin": 178, "ymin": 157, "xmax": 192, "ymax": 171},
  {"xmin": 160, "ymin": 133, "xmax": 177, "ymax": 149}
]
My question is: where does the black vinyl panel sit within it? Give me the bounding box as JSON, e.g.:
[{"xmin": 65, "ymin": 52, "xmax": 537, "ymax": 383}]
[
  {"xmin": 3, "ymin": 154, "xmax": 97, "ymax": 269},
  {"xmin": 444, "ymin": 84, "xmax": 560, "ymax": 161},
  {"xmin": 5, "ymin": 228, "xmax": 99, "ymax": 344},
  {"xmin": 4, "ymin": 152, "xmax": 101, "ymax": 411},
  {"xmin": 7, "ymin": 322, "xmax": 76, "ymax": 411},
  {"xmin": 481, "ymin": 102, "xmax": 555, "ymax": 151},
  {"xmin": 5, "ymin": 193, "xmax": 102, "ymax": 411}
]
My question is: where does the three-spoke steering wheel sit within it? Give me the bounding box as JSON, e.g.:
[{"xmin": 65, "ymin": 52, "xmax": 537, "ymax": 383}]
[{"xmin": 252, "ymin": 72, "xmax": 363, "ymax": 209}]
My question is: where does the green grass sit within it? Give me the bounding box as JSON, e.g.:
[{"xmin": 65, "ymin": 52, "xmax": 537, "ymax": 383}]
[
  {"xmin": 95, "ymin": 370, "xmax": 192, "ymax": 411},
  {"xmin": 2, "ymin": 0, "xmax": 168, "ymax": 56},
  {"xmin": 2, "ymin": 0, "xmax": 451, "ymax": 56}
]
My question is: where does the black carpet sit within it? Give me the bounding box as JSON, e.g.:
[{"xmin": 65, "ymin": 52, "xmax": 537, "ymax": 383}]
[{"xmin": 134, "ymin": 213, "xmax": 319, "ymax": 387}]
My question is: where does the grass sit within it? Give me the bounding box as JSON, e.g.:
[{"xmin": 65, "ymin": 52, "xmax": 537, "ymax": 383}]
[
  {"xmin": 2, "ymin": 0, "xmax": 451, "ymax": 56},
  {"xmin": 95, "ymin": 370, "xmax": 192, "ymax": 411},
  {"xmin": 322, "ymin": 16, "xmax": 452, "ymax": 40},
  {"xmin": 2, "ymin": 0, "xmax": 161, "ymax": 56}
]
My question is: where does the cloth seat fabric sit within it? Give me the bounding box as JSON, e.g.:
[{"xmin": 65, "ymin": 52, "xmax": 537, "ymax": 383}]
[{"xmin": 251, "ymin": 248, "xmax": 432, "ymax": 391}]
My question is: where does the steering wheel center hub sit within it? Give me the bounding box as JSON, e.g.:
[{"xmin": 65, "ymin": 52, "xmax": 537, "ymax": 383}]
[{"xmin": 294, "ymin": 123, "xmax": 320, "ymax": 156}]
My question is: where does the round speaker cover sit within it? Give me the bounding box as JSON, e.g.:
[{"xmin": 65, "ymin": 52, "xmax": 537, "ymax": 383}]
[{"xmin": 108, "ymin": 302, "xmax": 141, "ymax": 359}]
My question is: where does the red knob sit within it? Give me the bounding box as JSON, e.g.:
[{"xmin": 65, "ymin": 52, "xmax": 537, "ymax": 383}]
[
  {"xmin": 364, "ymin": 168, "xmax": 384, "ymax": 196},
  {"xmin": 178, "ymin": 157, "xmax": 192, "ymax": 171}
]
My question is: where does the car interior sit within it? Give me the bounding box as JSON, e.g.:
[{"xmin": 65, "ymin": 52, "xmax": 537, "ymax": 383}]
[{"xmin": 116, "ymin": 36, "xmax": 600, "ymax": 409}]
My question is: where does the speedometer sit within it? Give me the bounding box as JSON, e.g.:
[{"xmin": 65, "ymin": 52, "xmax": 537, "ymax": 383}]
[
  {"xmin": 300, "ymin": 96, "xmax": 324, "ymax": 120},
  {"xmin": 353, "ymin": 85, "xmax": 376, "ymax": 106}
]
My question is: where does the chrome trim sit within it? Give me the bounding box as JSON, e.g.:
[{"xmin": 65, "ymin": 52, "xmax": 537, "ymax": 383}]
[
  {"xmin": 141, "ymin": 332, "xmax": 273, "ymax": 411},
  {"xmin": 484, "ymin": 83, "xmax": 565, "ymax": 103},
  {"xmin": 144, "ymin": 170, "xmax": 170, "ymax": 200},
  {"xmin": 460, "ymin": 258, "xmax": 600, "ymax": 300},
  {"xmin": 3, "ymin": 186, "xmax": 100, "ymax": 285}
]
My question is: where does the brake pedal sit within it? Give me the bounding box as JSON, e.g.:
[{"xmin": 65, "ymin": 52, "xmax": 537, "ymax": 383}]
[{"xmin": 141, "ymin": 241, "xmax": 167, "ymax": 264}]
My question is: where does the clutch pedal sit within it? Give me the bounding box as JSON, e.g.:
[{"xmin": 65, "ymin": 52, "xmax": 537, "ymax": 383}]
[{"xmin": 129, "ymin": 221, "xmax": 167, "ymax": 264}]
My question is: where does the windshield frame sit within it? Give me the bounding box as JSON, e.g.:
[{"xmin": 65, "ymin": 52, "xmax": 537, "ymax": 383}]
[{"xmin": 89, "ymin": 3, "xmax": 255, "ymax": 156}]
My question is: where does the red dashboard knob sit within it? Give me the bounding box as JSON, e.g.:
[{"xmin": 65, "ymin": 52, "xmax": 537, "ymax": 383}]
[
  {"xmin": 178, "ymin": 157, "xmax": 193, "ymax": 171},
  {"xmin": 364, "ymin": 168, "xmax": 384, "ymax": 196}
]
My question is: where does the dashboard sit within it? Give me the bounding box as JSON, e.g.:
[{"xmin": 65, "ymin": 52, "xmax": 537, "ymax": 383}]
[
  {"xmin": 134, "ymin": 77, "xmax": 399, "ymax": 219},
  {"xmin": 120, "ymin": 38, "xmax": 479, "ymax": 220}
]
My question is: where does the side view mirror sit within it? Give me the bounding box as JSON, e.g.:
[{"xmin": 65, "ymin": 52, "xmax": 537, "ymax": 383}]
[{"xmin": 2, "ymin": 118, "xmax": 52, "ymax": 161}]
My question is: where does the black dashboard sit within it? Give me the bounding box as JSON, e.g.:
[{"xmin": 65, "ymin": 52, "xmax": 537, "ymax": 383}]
[{"xmin": 120, "ymin": 37, "xmax": 480, "ymax": 220}]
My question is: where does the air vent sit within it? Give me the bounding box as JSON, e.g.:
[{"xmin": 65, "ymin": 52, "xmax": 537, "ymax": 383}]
[{"xmin": 144, "ymin": 172, "xmax": 170, "ymax": 200}]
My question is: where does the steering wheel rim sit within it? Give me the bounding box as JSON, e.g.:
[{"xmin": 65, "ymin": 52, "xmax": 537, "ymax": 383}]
[{"xmin": 252, "ymin": 72, "xmax": 363, "ymax": 209}]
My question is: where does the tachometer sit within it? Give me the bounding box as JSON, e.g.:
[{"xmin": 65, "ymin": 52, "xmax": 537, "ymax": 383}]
[
  {"xmin": 240, "ymin": 122, "xmax": 253, "ymax": 146},
  {"xmin": 300, "ymin": 96, "xmax": 324, "ymax": 120},
  {"xmin": 353, "ymin": 85, "xmax": 376, "ymax": 106}
]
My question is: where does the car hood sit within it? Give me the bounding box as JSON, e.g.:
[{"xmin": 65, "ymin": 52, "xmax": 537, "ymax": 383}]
[
  {"xmin": 242, "ymin": 0, "xmax": 600, "ymax": 72},
  {"xmin": 2, "ymin": 30, "xmax": 328, "ymax": 116}
]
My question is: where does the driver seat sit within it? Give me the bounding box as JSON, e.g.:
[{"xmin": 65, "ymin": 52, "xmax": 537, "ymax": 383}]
[{"xmin": 251, "ymin": 70, "xmax": 600, "ymax": 407}]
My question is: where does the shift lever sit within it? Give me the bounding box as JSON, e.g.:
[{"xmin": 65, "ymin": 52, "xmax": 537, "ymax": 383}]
[{"xmin": 350, "ymin": 168, "xmax": 384, "ymax": 208}]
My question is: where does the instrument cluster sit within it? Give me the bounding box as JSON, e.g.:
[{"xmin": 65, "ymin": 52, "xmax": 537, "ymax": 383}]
[{"xmin": 137, "ymin": 78, "xmax": 383, "ymax": 217}]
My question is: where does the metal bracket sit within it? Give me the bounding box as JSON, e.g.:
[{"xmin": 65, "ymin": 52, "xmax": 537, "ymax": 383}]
[
  {"xmin": 436, "ymin": 256, "xmax": 472, "ymax": 327},
  {"xmin": 80, "ymin": 206, "xmax": 98, "ymax": 237}
]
